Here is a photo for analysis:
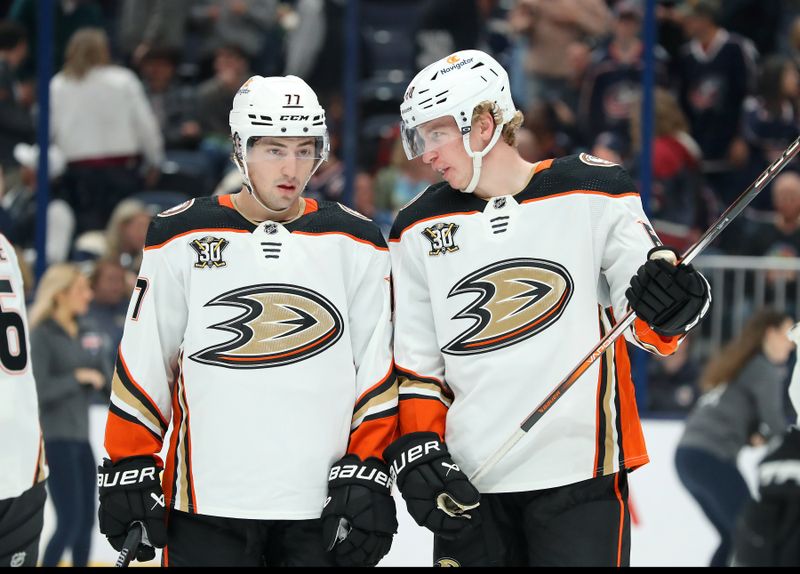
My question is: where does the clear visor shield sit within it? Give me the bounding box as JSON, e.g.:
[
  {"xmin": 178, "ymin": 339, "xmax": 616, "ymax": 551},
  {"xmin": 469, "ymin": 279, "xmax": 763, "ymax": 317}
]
[
  {"xmin": 245, "ymin": 135, "xmax": 327, "ymax": 166},
  {"xmin": 400, "ymin": 116, "xmax": 464, "ymax": 160}
]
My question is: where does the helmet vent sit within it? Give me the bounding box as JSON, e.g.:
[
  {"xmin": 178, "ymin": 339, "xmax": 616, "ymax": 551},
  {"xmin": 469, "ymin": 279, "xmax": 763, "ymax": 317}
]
[
  {"xmin": 490, "ymin": 68, "xmax": 499, "ymax": 77},
  {"xmin": 435, "ymin": 90, "xmax": 448, "ymax": 98},
  {"xmin": 418, "ymin": 88, "xmax": 430, "ymax": 95},
  {"xmin": 471, "ymin": 62, "xmax": 485, "ymax": 69}
]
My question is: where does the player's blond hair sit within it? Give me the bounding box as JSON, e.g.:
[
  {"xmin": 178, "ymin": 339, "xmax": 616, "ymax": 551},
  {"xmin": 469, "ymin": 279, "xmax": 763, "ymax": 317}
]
[
  {"xmin": 29, "ymin": 263, "xmax": 83, "ymax": 328},
  {"xmin": 471, "ymin": 101, "xmax": 525, "ymax": 147}
]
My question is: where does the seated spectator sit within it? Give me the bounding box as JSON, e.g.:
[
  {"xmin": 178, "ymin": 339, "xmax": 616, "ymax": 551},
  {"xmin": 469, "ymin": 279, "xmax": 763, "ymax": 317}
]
[
  {"xmin": 374, "ymin": 137, "xmax": 439, "ymax": 221},
  {"xmin": 744, "ymin": 171, "xmax": 800, "ymax": 259},
  {"xmin": 629, "ymin": 88, "xmax": 714, "ymax": 252},
  {"xmin": 138, "ymin": 47, "xmax": 201, "ymax": 152},
  {"xmin": 51, "ymin": 28, "xmax": 164, "ymax": 233},
  {"xmin": 741, "ymin": 55, "xmax": 800, "ymax": 210},
  {"xmin": 0, "ymin": 20, "xmax": 34, "ymax": 177},
  {"xmin": 0, "ymin": 143, "xmax": 75, "ymax": 265},
  {"xmin": 196, "ymin": 43, "xmax": 251, "ymax": 183},
  {"xmin": 81, "ymin": 258, "xmax": 131, "ymax": 402},
  {"xmin": 646, "ymin": 335, "xmax": 701, "ymax": 413},
  {"xmin": 104, "ymin": 199, "xmax": 151, "ymax": 289}
]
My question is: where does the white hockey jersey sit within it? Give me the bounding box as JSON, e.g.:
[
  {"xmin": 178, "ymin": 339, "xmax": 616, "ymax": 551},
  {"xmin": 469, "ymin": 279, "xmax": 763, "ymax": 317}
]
[
  {"xmin": 0, "ymin": 233, "xmax": 47, "ymax": 500},
  {"xmin": 104, "ymin": 196, "xmax": 397, "ymax": 520},
  {"xmin": 389, "ymin": 154, "xmax": 685, "ymax": 493}
]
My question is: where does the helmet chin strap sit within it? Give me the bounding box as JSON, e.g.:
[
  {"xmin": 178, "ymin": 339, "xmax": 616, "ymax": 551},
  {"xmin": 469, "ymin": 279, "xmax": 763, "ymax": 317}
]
[{"xmin": 459, "ymin": 124, "xmax": 504, "ymax": 194}]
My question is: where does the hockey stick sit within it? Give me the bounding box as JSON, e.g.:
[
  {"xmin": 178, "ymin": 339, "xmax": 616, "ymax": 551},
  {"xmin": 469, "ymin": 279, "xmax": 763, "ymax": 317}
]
[
  {"xmin": 469, "ymin": 135, "xmax": 800, "ymax": 485},
  {"xmin": 115, "ymin": 523, "xmax": 143, "ymax": 568}
]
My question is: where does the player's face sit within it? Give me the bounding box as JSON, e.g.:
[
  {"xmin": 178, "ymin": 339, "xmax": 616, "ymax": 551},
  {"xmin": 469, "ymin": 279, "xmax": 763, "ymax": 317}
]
[
  {"xmin": 246, "ymin": 137, "xmax": 321, "ymax": 211},
  {"xmin": 418, "ymin": 118, "xmax": 472, "ymax": 189}
]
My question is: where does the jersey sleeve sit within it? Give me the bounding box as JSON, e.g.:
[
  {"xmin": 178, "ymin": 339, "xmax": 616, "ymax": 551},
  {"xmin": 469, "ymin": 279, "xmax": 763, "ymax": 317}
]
[
  {"xmin": 599, "ymin": 168, "xmax": 683, "ymax": 356},
  {"xmin": 104, "ymin": 236, "xmax": 188, "ymax": 465},
  {"xmin": 389, "ymin": 228, "xmax": 452, "ymax": 441},
  {"xmin": 345, "ymin": 240, "xmax": 398, "ymax": 462}
]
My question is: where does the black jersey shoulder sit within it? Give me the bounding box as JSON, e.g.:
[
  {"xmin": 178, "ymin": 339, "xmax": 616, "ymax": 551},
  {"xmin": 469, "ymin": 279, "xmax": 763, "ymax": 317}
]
[
  {"xmin": 389, "ymin": 181, "xmax": 484, "ymax": 241},
  {"xmin": 289, "ymin": 200, "xmax": 388, "ymax": 249},
  {"xmin": 145, "ymin": 196, "xmax": 253, "ymax": 248},
  {"xmin": 519, "ymin": 154, "xmax": 639, "ymax": 201}
]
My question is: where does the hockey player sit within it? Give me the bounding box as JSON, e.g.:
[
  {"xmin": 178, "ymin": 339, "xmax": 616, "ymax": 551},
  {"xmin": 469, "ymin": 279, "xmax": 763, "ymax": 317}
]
[
  {"xmin": 0, "ymin": 233, "xmax": 48, "ymax": 567},
  {"xmin": 97, "ymin": 75, "xmax": 398, "ymax": 567},
  {"xmin": 383, "ymin": 50, "xmax": 711, "ymax": 566}
]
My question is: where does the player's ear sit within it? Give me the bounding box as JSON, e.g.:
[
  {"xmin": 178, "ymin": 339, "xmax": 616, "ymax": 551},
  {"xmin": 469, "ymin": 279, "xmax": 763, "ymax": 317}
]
[{"xmin": 475, "ymin": 111, "xmax": 495, "ymax": 143}]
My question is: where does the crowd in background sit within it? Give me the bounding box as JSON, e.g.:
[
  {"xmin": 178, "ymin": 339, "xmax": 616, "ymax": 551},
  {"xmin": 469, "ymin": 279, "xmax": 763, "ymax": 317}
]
[{"xmin": 0, "ymin": 0, "xmax": 798, "ymax": 411}]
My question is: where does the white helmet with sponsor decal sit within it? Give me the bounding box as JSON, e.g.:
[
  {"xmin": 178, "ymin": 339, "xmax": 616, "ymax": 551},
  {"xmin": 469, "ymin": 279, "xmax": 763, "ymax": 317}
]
[
  {"xmin": 229, "ymin": 75, "xmax": 329, "ymax": 209},
  {"xmin": 400, "ymin": 49, "xmax": 517, "ymax": 194}
]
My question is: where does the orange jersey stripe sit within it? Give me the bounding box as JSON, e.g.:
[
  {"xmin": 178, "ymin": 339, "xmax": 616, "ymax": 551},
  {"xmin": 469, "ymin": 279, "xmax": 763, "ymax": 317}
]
[
  {"xmin": 292, "ymin": 230, "xmax": 388, "ymax": 251},
  {"xmin": 614, "ymin": 337, "xmax": 649, "ymax": 470},
  {"xmin": 303, "ymin": 197, "xmax": 319, "ymax": 214},
  {"xmin": 520, "ymin": 189, "xmax": 640, "ymax": 206},
  {"xmin": 389, "ymin": 211, "xmax": 482, "ymax": 243},
  {"xmin": 398, "ymin": 396, "xmax": 447, "ymax": 440},
  {"xmin": 162, "ymin": 379, "xmax": 183, "ymax": 512},
  {"xmin": 614, "ymin": 472, "xmax": 625, "ymax": 567},
  {"xmin": 104, "ymin": 410, "xmax": 163, "ymax": 462},
  {"xmin": 348, "ymin": 415, "xmax": 399, "ymax": 461},
  {"xmin": 145, "ymin": 228, "xmax": 250, "ymax": 251},
  {"xmin": 218, "ymin": 194, "xmax": 235, "ymax": 209}
]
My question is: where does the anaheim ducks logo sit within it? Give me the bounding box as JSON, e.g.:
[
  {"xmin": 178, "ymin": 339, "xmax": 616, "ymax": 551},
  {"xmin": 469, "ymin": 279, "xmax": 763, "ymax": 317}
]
[
  {"xmin": 442, "ymin": 258, "xmax": 573, "ymax": 355},
  {"xmin": 190, "ymin": 284, "xmax": 343, "ymax": 369}
]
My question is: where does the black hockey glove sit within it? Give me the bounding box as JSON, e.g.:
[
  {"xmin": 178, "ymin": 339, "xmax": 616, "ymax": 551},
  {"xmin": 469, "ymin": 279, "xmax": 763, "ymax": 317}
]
[
  {"xmin": 321, "ymin": 455, "xmax": 397, "ymax": 567},
  {"xmin": 383, "ymin": 432, "xmax": 480, "ymax": 540},
  {"xmin": 626, "ymin": 247, "xmax": 710, "ymax": 337},
  {"xmin": 97, "ymin": 456, "xmax": 167, "ymax": 562}
]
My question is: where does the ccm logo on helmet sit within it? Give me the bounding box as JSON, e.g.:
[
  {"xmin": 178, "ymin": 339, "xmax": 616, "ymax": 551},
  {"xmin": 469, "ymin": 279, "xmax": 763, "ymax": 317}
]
[
  {"xmin": 280, "ymin": 115, "xmax": 310, "ymax": 121},
  {"xmin": 328, "ymin": 464, "xmax": 392, "ymax": 488},
  {"xmin": 389, "ymin": 440, "xmax": 441, "ymax": 481},
  {"xmin": 98, "ymin": 466, "xmax": 157, "ymax": 488}
]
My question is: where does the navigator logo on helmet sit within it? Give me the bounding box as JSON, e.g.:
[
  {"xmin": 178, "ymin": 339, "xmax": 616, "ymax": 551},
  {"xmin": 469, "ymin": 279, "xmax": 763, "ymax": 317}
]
[
  {"xmin": 400, "ymin": 50, "xmax": 517, "ymax": 194},
  {"xmin": 229, "ymin": 75, "xmax": 330, "ymax": 211}
]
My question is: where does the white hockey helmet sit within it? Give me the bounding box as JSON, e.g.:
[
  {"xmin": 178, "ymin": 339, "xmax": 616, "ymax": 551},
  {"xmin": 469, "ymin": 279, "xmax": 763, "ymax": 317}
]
[
  {"xmin": 400, "ymin": 50, "xmax": 517, "ymax": 193},
  {"xmin": 229, "ymin": 75, "xmax": 329, "ymax": 194}
]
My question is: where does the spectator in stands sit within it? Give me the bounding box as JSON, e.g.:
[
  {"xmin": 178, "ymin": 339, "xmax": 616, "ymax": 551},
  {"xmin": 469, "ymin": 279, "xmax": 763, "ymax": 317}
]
[
  {"xmin": 741, "ymin": 55, "xmax": 800, "ymax": 210},
  {"xmin": 188, "ymin": 0, "xmax": 282, "ymax": 76},
  {"xmin": 8, "ymin": 0, "xmax": 104, "ymax": 79},
  {"xmin": 629, "ymin": 87, "xmax": 712, "ymax": 252},
  {"xmin": 82, "ymin": 258, "xmax": 130, "ymax": 401},
  {"xmin": 116, "ymin": 0, "xmax": 189, "ymax": 67},
  {"xmin": 675, "ymin": 308, "xmax": 794, "ymax": 567},
  {"xmin": 196, "ymin": 42, "xmax": 251, "ymax": 183},
  {"xmin": 138, "ymin": 47, "xmax": 201, "ymax": 152},
  {"xmin": 51, "ymin": 28, "xmax": 163, "ymax": 234},
  {"xmin": 30, "ymin": 263, "xmax": 108, "ymax": 567},
  {"xmin": 305, "ymin": 148, "xmax": 345, "ymax": 203},
  {"xmin": 374, "ymin": 137, "xmax": 439, "ymax": 222},
  {"xmin": 0, "ymin": 20, "xmax": 34, "ymax": 176},
  {"xmin": 744, "ymin": 171, "xmax": 800, "ymax": 259},
  {"xmin": 0, "ymin": 143, "xmax": 75, "ymax": 265},
  {"xmin": 646, "ymin": 334, "xmax": 701, "ymax": 413},
  {"xmin": 104, "ymin": 198, "xmax": 151, "ymax": 289},
  {"xmin": 507, "ymin": 0, "xmax": 611, "ymax": 105},
  {"xmin": 676, "ymin": 0, "xmax": 758, "ymax": 205},
  {"xmin": 579, "ymin": 0, "xmax": 669, "ymax": 148},
  {"xmin": 137, "ymin": 47, "xmax": 215, "ymax": 196}
]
